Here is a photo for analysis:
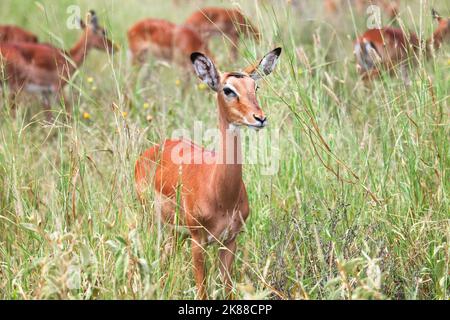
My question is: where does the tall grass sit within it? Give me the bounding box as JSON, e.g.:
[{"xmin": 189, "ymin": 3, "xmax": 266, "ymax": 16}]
[{"xmin": 0, "ymin": 0, "xmax": 448, "ymax": 299}]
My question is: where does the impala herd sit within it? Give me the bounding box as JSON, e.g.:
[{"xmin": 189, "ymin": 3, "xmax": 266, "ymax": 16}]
[{"xmin": 0, "ymin": 3, "xmax": 448, "ymax": 299}]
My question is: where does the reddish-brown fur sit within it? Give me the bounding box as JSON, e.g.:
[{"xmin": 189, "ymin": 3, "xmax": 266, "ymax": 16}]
[
  {"xmin": 134, "ymin": 48, "xmax": 281, "ymax": 299},
  {"xmin": 354, "ymin": 10, "xmax": 450, "ymax": 80},
  {"xmin": 0, "ymin": 25, "xmax": 38, "ymax": 43},
  {"xmin": 185, "ymin": 7, "xmax": 260, "ymax": 58},
  {"xmin": 362, "ymin": 27, "xmax": 418, "ymax": 60},
  {"xmin": 127, "ymin": 18, "xmax": 210, "ymax": 66},
  {"xmin": 0, "ymin": 12, "xmax": 116, "ymax": 118}
]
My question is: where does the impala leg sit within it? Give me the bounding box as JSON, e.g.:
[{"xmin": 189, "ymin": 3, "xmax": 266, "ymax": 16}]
[
  {"xmin": 219, "ymin": 239, "xmax": 237, "ymax": 299},
  {"xmin": 191, "ymin": 232, "xmax": 207, "ymax": 300},
  {"xmin": 131, "ymin": 49, "xmax": 151, "ymax": 90},
  {"xmin": 138, "ymin": 63, "xmax": 153, "ymax": 91},
  {"xmin": 134, "ymin": 49, "xmax": 148, "ymax": 66}
]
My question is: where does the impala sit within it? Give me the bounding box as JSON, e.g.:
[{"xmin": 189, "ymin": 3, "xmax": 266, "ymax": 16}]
[
  {"xmin": 134, "ymin": 47, "xmax": 282, "ymax": 299},
  {"xmin": 354, "ymin": 9, "xmax": 449, "ymax": 81},
  {"xmin": 127, "ymin": 18, "xmax": 210, "ymax": 67},
  {"xmin": 185, "ymin": 7, "xmax": 260, "ymax": 59},
  {"xmin": 0, "ymin": 11, "xmax": 116, "ymax": 118},
  {"xmin": 0, "ymin": 25, "xmax": 38, "ymax": 43}
]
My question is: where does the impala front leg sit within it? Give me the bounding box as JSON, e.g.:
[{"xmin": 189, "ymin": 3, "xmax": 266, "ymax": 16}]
[
  {"xmin": 191, "ymin": 231, "xmax": 207, "ymax": 299},
  {"xmin": 219, "ymin": 239, "xmax": 237, "ymax": 299}
]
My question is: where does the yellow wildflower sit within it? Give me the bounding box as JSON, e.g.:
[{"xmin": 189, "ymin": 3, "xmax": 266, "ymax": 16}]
[
  {"xmin": 122, "ymin": 111, "xmax": 128, "ymax": 118},
  {"xmin": 143, "ymin": 102, "xmax": 150, "ymax": 109},
  {"xmin": 87, "ymin": 77, "xmax": 94, "ymax": 83},
  {"xmin": 175, "ymin": 79, "xmax": 181, "ymax": 86},
  {"xmin": 198, "ymin": 83, "xmax": 207, "ymax": 90},
  {"xmin": 82, "ymin": 112, "xmax": 91, "ymax": 120}
]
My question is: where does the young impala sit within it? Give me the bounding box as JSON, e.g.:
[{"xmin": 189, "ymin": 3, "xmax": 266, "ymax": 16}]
[
  {"xmin": 0, "ymin": 25, "xmax": 38, "ymax": 43},
  {"xmin": 354, "ymin": 9, "xmax": 449, "ymax": 81},
  {"xmin": 184, "ymin": 7, "xmax": 260, "ymax": 59},
  {"xmin": 0, "ymin": 11, "xmax": 116, "ymax": 118},
  {"xmin": 127, "ymin": 18, "xmax": 210, "ymax": 67},
  {"xmin": 134, "ymin": 47, "xmax": 282, "ymax": 299}
]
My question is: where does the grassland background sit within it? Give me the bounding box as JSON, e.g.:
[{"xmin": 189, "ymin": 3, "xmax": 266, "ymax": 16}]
[{"xmin": 0, "ymin": 0, "xmax": 448, "ymax": 299}]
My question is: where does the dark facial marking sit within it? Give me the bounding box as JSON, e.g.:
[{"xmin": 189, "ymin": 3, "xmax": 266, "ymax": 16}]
[{"xmin": 227, "ymin": 72, "xmax": 247, "ymax": 79}]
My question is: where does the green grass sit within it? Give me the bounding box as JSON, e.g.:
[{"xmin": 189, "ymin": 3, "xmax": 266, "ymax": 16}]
[{"xmin": 0, "ymin": 0, "xmax": 449, "ymax": 299}]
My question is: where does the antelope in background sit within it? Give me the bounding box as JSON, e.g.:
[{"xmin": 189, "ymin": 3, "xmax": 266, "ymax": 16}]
[
  {"xmin": 0, "ymin": 25, "xmax": 38, "ymax": 43},
  {"xmin": 354, "ymin": 9, "xmax": 450, "ymax": 82},
  {"xmin": 134, "ymin": 47, "xmax": 282, "ymax": 299},
  {"xmin": 0, "ymin": 11, "xmax": 116, "ymax": 119},
  {"xmin": 127, "ymin": 18, "xmax": 210, "ymax": 67},
  {"xmin": 185, "ymin": 7, "xmax": 260, "ymax": 59}
]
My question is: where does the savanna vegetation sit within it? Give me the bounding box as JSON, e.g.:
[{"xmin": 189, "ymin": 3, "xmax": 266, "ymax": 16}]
[{"xmin": 0, "ymin": 0, "xmax": 448, "ymax": 299}]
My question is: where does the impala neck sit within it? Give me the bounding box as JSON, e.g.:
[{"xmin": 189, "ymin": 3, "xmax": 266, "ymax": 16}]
[
  {"xmin": 69, "ymin": 32, "xmax": 92, "ymax": 69},
  {"xmin": 212, "ymin": 94, "xmax": 243, "ymax": 203}
]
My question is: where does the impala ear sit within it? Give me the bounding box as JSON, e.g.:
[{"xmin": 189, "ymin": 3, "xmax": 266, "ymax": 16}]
[
  {"xmin": 88, "ymin": 10, "xmax": 99, "ymax": 29},
  {"xmin": 79, "ymin": 18, "xmax": 86, "ymax": 29},
  {"xmin": 245, "ymin": 47, "xmax": 282, "ymax": 80},
  {"xmin": 432, "ymin": 8, "xmax": 442, "ymax": 22},
  {"xmin": 191, "ymin": 52, "xmax": 220, "ymax": 92}
]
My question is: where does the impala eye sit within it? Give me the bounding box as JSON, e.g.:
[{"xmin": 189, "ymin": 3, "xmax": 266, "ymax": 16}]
[{"xmin": 223, "ymin": 87, "xmax": 237, "ymax": 97}]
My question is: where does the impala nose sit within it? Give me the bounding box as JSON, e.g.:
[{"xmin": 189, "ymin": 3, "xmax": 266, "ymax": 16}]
[{"xmin": 253, "ymin": 114, "xmax": 267, "ymax": 126}]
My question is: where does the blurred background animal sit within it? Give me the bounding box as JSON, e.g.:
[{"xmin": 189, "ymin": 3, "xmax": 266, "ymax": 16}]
[
  {"xmin": 0, "ymin": 10, "xmax": 116, "ymax": 119},
  {"xmin": 0, "ymin": 25, "xmax": 38, "ymax": 43},
  {"xmin": 185, "ymin": 7, "xmax": 260, "ymax": 59}
]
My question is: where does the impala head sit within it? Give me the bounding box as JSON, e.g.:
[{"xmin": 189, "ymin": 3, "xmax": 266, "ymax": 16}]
[
  {"xmin": 191, "ymin": 47, "xmax": 281, "ymax": 130},
  {"xmin": 79, "ymin": 10, "xmax": 117, "ymax": 53},
  {"xmin": 432, "ymin": 9, "xmax": 450, "ymax": 41}
]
